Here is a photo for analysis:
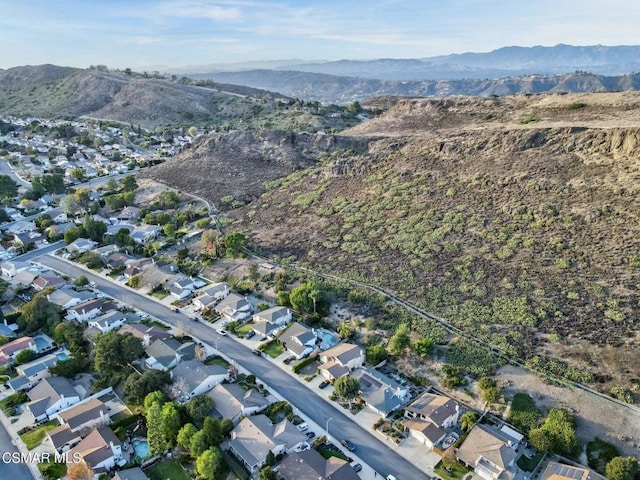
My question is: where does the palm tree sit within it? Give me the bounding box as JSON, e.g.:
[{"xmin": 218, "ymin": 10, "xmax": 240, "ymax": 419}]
[{"xmin": 460, "ymin": 411, "xmax": 477, "ymax": 431}]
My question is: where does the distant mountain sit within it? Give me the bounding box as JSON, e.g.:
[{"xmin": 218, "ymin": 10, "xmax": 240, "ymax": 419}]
[
  {"xmin": 194, "ymin": 69, "xmax": 640, "ymax": 104},
  {"xmin": 277, "ymin": 44, "xmax": 640, "ymax": 80}
]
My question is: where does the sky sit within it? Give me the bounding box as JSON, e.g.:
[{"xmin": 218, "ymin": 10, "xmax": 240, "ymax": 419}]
[{"xmin": 1, "ymin": 0, "xmax": 640, "ymax": 70}]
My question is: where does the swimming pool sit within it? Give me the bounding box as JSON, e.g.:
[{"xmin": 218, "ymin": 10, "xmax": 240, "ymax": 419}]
[
  {"xmin": 56, "ymin": 352, "xmax": 69, "ymax": 361},
  {"xmin": 133, "ymin": 439, "xmax": 150, "ymax": 459}
]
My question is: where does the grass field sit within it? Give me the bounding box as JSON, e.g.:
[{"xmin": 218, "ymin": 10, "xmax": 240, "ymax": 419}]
[
  {"xmin": 146, "ymin": 460, "xmax": 191, "ymax": 480},
  {"xmin": 235, "ymin": 323, "xmax": 254, "ymax": 337},
  {"xmin": 204, "ymin": 355, "xmax": 230, "ymax": 368},
  {"xmin": 517, "ymin": 452, "xmax": 545, "ymax": 472},
  {"xmin": 38, "ymin": 461, "xmax": 66, "ymax": 480},
  {"xmin": 434, "ymin": 461, "xmax": 472, "ymax": 480},
  {"xmin": 21, "ymin": 420, "xmax": 59, "ymax": 450},
  {"xmin": 260, "ymin": 340, "xmax": 284, "ymax": 359}
]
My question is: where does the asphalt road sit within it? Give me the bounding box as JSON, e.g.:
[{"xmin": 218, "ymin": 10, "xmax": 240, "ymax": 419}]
[
  {"xmin": 37, "ymin": 254, "xmax": 430, "ymax": 480},
  {"xmin": 0, "ymin": 159, "xmax": 31, "ymax": 188},
  {"xmin": 0, "ymin": 419, "xmax": 37, "ymax": 480}
]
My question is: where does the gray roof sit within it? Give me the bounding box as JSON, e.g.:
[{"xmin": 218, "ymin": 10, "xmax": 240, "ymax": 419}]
[
  {"xmin": 215, "ymin": 293, "xmax": 249, "ymax": 313},
  {"xmin": 145, "ymin": 338, "xmax": 195, "ymax": 369},
  {"xmin": 278, "ymin": 449, "xmax": 360, "ymax": 480},
  {"xmin": 280, "ymin": 322, "xmax": 316, "ymax": 356},
  {"xmin": 170, "ymin": 360, "xmax": 227, "ymax": 394},
  {"xmin": 321, "ymin": 343, "xmax": 364, "ymax": 366},
  {"xmin": 7, "ymin": 375, "xmax": 30, "ymax": 391},
  {"xmin": 27, "ymin": 376, "xmax": 78, "ymax": 418},
  {"xmin": 354, "ymin": 368, "xmax": 408, "ymax": 416},
  {"xmin": 69, "ymin": 427, "xmax": 121, "ymax": 469},
  {"xmin": 114, "ymin": 468, "xmax": 149, "ymax": 480},
  {"xmin": 405, "ymin": 392, "xmax": 459, "ymax": 428},
  {"xmin": 208, "ymin": 383, "xmax": 269, "ymax": 420},
  {"xmin": 202, "ymin": 282, "xmax": 229, "ymax": 297},
  {"xmin": 20, "ymin": 357, "xmax": 57, "ymax": 378},
  {"xmin": 47, "ymin": 287, "xmax": 95, "ymax": 307},
  {"xmin": 456, "ymin": 424, "xmax": 517, "ymax": 479},
  {"xmin": 252, "ymin": 321, "xmax": 278, "ymax": 336},
  {"xmin": 47, "ymin": 424, "xmax": 81, "ymax": 451},
  {"xmin": 255, "ymin": 306, "xmax": 289, "ymax": 323},
  {"xmin": 57, "ymin": 398, "xmax": 109, "ymax": 431}
]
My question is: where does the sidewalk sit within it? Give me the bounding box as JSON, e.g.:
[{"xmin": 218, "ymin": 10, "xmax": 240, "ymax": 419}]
[{"xmin": 0, "ymin": 408, "xmax": 45, "ymax": 480}]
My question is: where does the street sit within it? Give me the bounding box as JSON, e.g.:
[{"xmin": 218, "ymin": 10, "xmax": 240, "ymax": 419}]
[
  {"xmin": 37, "ymin": 254, "xmax": 430, "ymax": 480},
  {"xmin": 0, "ymin": 417, "xmax": 38, "ymax": 480}
]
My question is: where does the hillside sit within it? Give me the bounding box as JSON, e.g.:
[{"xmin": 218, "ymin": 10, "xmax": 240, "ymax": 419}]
[
  {"xmin": 140, "ymin": 130, "xmax": 373, "ymax": 206},
  {"xmin": 198, "ymin": 70, "xmax": 640, "ymax": 104},
  {"xmin": 0, "ymin": 65, "xmax": 346, "ymax": 130},
  {"xmin": 222, "ymin": 92, "xmax": 640, "ymax": 390}
]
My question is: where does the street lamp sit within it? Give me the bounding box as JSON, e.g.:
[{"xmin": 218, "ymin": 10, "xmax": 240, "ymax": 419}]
[{"xmin": 325, "ymin": 417, "xmax": 333, "ymax": 439}]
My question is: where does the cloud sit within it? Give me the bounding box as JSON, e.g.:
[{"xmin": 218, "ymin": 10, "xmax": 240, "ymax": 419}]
[{"xmin": 159, "ymin": 0, "xmax": 243, "ymax": 21}]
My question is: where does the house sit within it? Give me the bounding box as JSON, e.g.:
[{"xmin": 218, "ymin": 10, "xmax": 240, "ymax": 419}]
[
  {"xmin": 353, "ymin": 368, "xmax": 409, "ymax": 417},
  {"xmin": 52, "ymin": 211, "xmax": 68, "ymax": 223},
  {"xmin": 32, "ymin": 274, "xmax": 67, "ymax": 291},
  {"xmin": 67, "ymin": 427, "xmax": 124, "ymax": 473},
  {"xmin": 67, "ymin": 237, "xmax": 98, "ymax": 254},
  {"xmin": 277, "ymin": 449, "xmax": 360, "ymax": 480},
  {"xmin": 113, "ymin": 468, "xmax": 149, "ymax": 480},
  {"xmin": 47, "ymin": 287, "xmax": 96, "ymax": 309},
  {"xmin": 455, "ymin": 424, "xmax": 518, "ymax": 480},
  {"xmin": 215, "ymin": 293, "xmax": 252, "ymax": 321},
  {"xmin": 226, "ymin": 415, "xmax": 307, "ymax": 473},
  {"xmin": 14, "ymin": 351, "xmax": 64, "ymax": 386},
  {"xmin": 169, "ymin": 360, "xmax": 228, "ymax": 401},
  {"xmin": 46, "ymin": 221, "xmax": 76, "ymax": 237},
  {"xmin": 253, "ymin": 306, "xmax": 292, "ymax": 326},
  {"xmin": 145, "ymin": 338, "xmax": 195, "ymax": 371},
  {"xmin": 6, "ymin": 220, "xmax": 37, "ymax": 234},
  {"xmin": 106, "ymin": 252, "xmax": 135, "ymax": 270},
  {"xmin": 404, "ymin": 392, "xmax": 460, "ymax": 429},
  {"xmin": 168, "ymin": 277, "xmax": 196, "ymax": 300},
  {"xmin": 118, "ymin": 323, "xmax": 170, "ymax": 348},
  {"xmin": 319, "ymin": 343, "xmax": 365, "ymax": 381},
  {"xmin": 88, "ymin": 311, "xmax": 130, "ymax": 334},
  {"xmin": 251, "ymin": 320, "xmax": 281, "ymax": 338},
  {"xmin": 193, "ymin": 282, "xmax": 230, "ymax": 310},
  {"xmin": 130, "ymin": 225, "xmax": 161, "ymax": 244},
  {"xmin": 116, "ymin": 206, "xmax": 140, "ymax": 222},
  {"xmin": 9, "ymin": 269, "xmax": 38, "ymax": 289},
  {"xmin": 55, "ymin": 398, "xmax": 110, "ymax": 433},
  {"xmin": 93, "ymin": 244, "xmax": 119, "ymax": 257},
  {"xmin": 540, "ymin": 462, "xmax": 607, "ymax": 480},
  {"xmin": 47, "ymin": 424, "xmax": 82, "ymax": 453},
  {"xmin": 280, "ymin": 322, "xmax": 317, "ymax": 359},
  {"xmin": 26, "ymin": 376, "xmax": 81, "ymax": 422},
  {"xmin": 0, "ymin": 336, "xmax": 38, "ymax": 365},
  {"xmin": 13, "ymin": 231, "xmax": 42, "ymax": 249},
  {"xmin": 208, "ymin": 383, "xmax": 269, "ymax": 425},
  {"xmin": 66, "ymin": 298, "xmax": 104, "ymax": 322},
  {"xmin": 1, "ymin": 260, "xmax": 29, "ymax": 278}
]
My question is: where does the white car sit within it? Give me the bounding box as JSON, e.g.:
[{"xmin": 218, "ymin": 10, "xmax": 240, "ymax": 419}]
[
  {"xmin": 296, "ymin": 423, "xmax": 309, "ymax": 432},
  {"xmin": 216, "ymin": 329, "xmax": 227, "ymax": 336}
]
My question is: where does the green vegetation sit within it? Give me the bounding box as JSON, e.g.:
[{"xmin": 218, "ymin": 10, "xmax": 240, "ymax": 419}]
[
  {"xmin": 605, "ymin": 457, "xmax": 638, "ymax": 480},
  {"xmin": 566, "ymin": 102, "xmax": 586, "ymax": 110},
  {"xmin": 38, "ymin": 461, "xmax": 67, "ymax": 480},
  {"xmin": 508, "ymin": 393, "xmax": 542, "ymax": 433},
  {"xmin": 0, "ymin": 391, "xmax": 28, "ymax": 415},
  {"xmin": 20, "ymin": 420, "xmax": 59, "ymax": 450},
  {"xmin": 434, "ymin": 460, "xmax": 472, "ymax": 480},
  {"xmin": 204, "ymin": 355, "xmax": 231, "ymax": 369},
  {"xmin": 319, "ymin": 447, "xmax": 350, "ymax": 461},
  {"xmin": 517, "ymin": 451, "xmax": 545, "ymax": 472},
  {"xmin": 587, "ymin": 437, "xmax": 620, "ymax": 474},
  {"xmin": 259, "ymin": 340, "xmax": 284, "ymax": 359},
  {"xmin": 224, "ymin": 453, "xmax": 250, "ymax": 480},
  {"xmin": 529, "ymin": 408, "xmax": 580, "ymax": 456},
  {"xmin": 292, "ymin": 356, "xmax": 316, "ymax": 374},
  {"xmin": 446, "ymin": 341, "xmax": 501, "ymax": 377},
  {"xmin": 147, "ymin": 460, "xmax": 191, "ymax": 480}
]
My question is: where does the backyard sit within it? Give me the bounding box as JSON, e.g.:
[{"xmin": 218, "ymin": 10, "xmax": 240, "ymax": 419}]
[
  {"xmin": 146, "ymin": 460, "xmax": 191, "ymax": 480},
  {"xmin": 434, "ymin": 460, "xmax": 472, "ymax": 480}
]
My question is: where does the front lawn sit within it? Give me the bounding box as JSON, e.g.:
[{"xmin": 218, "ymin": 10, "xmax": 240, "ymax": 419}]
[
  {"xmin": 319, "ymin": 447, "xmax": 350, "ymax": 462},
  {"xmin": 146, "ymin": 460, "xmax": 191, "ymax": 480},
  {"xmin": 235, "ymin": 323, "xmax": 254, "ymax": 337},
  {"xmin": 434, "ymin": 460, "xmax": 472, "ymax": 480},
  {"xmin": 151, "ymin": 290, "xmax": 169, "ymax": 300},
  {"xmin": 38, "ymin": 461, "xmax": 67, "ymax": 480},
  {"xmin": 204, "ymin": 355, "xmax": 231, "ymax": 369},
  {"xmin": 260, "ymin": 340, "xmax": 284, "ymax": 359},
  {"xmin": 21, "ymin": 420, "xmax": 59, "ymax": 450},
  {"xmin": 141, "ymin": 318, "xmax": 170, "ymax": 330}
]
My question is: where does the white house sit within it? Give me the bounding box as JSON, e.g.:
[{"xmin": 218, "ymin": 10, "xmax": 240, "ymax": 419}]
[
  {"xmin": 66, "ymin": 299, "xmax": 104, "ymax": 322},
  {"xmin": 144, "ymin": 338, "xmax": 196, "ymax": 371},
  {"xmin": 0, "ymin": 336, "xmax": 38, "ymax": 366},
  {"xmin": 170, "ymin": 360, "xmax": 228, "ymax": 401},
  {"xmin": 318, "ymin": 342, "xmax": 366, "ymax": 381},
  {"xmin": 208, "ymin": 383, "xmax": 269, "ymax": 425},
  {"xmin": 193, "ymin": 282, "xmax": 230, "ymax": 311},
  {"xmin": 67, "ymin": 427, "xmax": 124, "ymax": 473},
  {"xmin": 456, "ymin": 424, "xmax": 518, "ymax": 480},
  {"xmin": 214, "ymin": 293, "xmax": 252, "ymax": 321},
  {"xmin": 66, "ymin": 238, "xmax": 98, "ymax": 254},
  {"xmin": 1, "ymin": 260, "xmax": 29, "ymax": 278},
  {"xmin": 55, "ymin": 398, "xmax": 111, "ymax": 433},
  {"xmin": 403, "ymin": 392, "xmax": 460, "ymax": 448},
  {"xmin": 253, "ymin": 306, "xmax": 292, "ymax": 326},
  {"xmin": 280, "ymin": 322, "xmax": 317, "ymax": 360},
  {"xmin": 88, "ymin": 311, "xmax": 129, "ymax": 334},
  {"xmin": 353, "ymin": 368, "xmax": 410, "ymax": 417},
  {"xmin": 26, "ymin": 376, "xmax": 81, "ymax": 422},
  {"xmin": 47, "ymin": 287, "xmax": 96, "ymax": 310}
]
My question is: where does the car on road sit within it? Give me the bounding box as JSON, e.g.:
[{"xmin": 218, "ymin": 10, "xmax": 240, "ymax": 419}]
[
  {"xmin": 245, "ymin": 330, "xmax": 256, "ymax": 339},
  {"xmin": 283, "ymin": 356, "xmax": 296, "ymax": 365},
  {"xmin": 352, "ymin": 463, "xmax": 362, "ymax": 472},
  {"xmin": 341, "ymin": 439, "xmax": 356, "ymax": 451},
  {"xmin": 305, "ymin": 431, "xmax": 316, "ymax": 439},
  {"xmin": 216, "ymin": 329, "xmax": 227, "ymax": 336},
  {"xmin": 386, "ymin": 476, "xmax": 397, "ymax": 480},
  {"xmin": 252, "ymin": 349, "xmax": 262, "ymax": 356},
  {"xmin": 318, "ymin": 380, "xmax": 330, "ymax": 389},
  {"xmin": 296, "ymin": 423, "xmax": 309, "ymax": 432}
]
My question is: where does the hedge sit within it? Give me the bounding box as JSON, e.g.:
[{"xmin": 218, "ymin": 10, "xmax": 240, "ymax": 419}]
[{"xmin": 292, "ymin": 356, "xmax": 315, "ymax": 374}]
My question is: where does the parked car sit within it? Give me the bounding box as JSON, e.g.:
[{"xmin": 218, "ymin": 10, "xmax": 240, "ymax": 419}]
[
  {"xmin": 245, "ymin": 330, "xmax": 256, "ymax": 339},
  {"xmin": 220, "ymin": 320, "xmax": 229, "ymax": 327},
  {"xmin": 252, "ymin": 349, "xmax": 262, "ymax": 356},
  {"xmin": 216, "ymin": 329, "xmax": 227, "ymax": 336},
  {"xmin": 386, "ymin": 476, "xmax": 397, "ymax": 480},
  {"xmin": 352, "ymin": 463, "xmax": 362, "ymax": 472},
  {"xmin": 296, "ymin": 423, "xmax": 309, "ymax": 432},
  {"xmin": 305, "ymin": 431, "xmax": 316, "ymax": 439},
  {"xmin": 283, "ymin": 356, "xmax": 296, "ymax": 365},
  {"xmin": 318, "ymin": 380, "xmax": 330, "ymax": 389},
  {"xmin": 341, "ymin": 439, "xmax": 356, "ymax": 451}
]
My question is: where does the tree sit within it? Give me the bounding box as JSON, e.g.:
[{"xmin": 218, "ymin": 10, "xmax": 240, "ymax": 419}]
[
  {"xmin": 333, "ymin": 375, "xmax": 360, "ymax": 402},
  {"xmin": 289, "ymin": 281, "xmax": 329, "ymax": 317},
  {"xmin": 74, "ymin": 275, "xmax": 90, "ymax": 287},
  {"xmin": 0, "ymin": 174, "xmax": 17, "ymax": 204},
  {"xmin": 64, "ymin": 226, "xmax": 86, "ymax": 245},
  {"xmin": 460, "ymin": 411, "xmax": 477, "ymax": 431},
  {"xmin": 15, "ymin": 349, "xmax": 37, "ymax": 365},
  {"xmin": 337, "ymin": 322, "xmax": 354, "ymax": 339},
  {"xmin": 259, "ymin": 467, "xmax": 277, "ymax": 480},
  {"xmin": 122, "ymin": 176, "xmax": 138, "ymax": 192},
  {"xmin": 66, "ymin": 461, "xmax": 95, "ymax": 480},
  {"xmin": 71, "ymin": 167, "xmax": 87, "ymax": 182},
  {"xmin": 146, "ymin": 402, "xmax": 165, "ymax": 456},
  {"xmin": 196, "ymin": 447, "xmax": 222, "ymax": 480},
  {"xmin": 93, "ymin": 332, "xmax": 143, "ymax": 374},
  {"xmin": 177, "ymin": 423, "xmax": 198, "ymax": 451},
  {"xmin": 222, "ymin": 231, "xmax": 246, "ymax": 258},
  {"xmin": 529, "ymin": 408, "xmax": 580, "ymax": 456},
  {"xmin": 161, "ymin": 402, "xmax": 182, "ymax": 448},
  {"xmin": 388, "ymin": 323, "xmax": 411, "ymax": 355},
  {"xmin": 124, "ymin": 369, "xmax": 171, "ymax": 405},
  {"xmin": 186, "ymin": 395, "xmax": 213, "ymax": 427},
  {"xmin": 83, "ymin": 215, "xmax": 107, "ymax": 242},
  {"xmin": 529, "ymin": 428, "xmax": 554, "ymax": 453},
  {"xmin": 203, "ymin": 416, "xmax": 223, "ymax": 447},
  {"xmin": 143, "ymin": 391, "xmax": 166, "ymax": 413},
  {"xmin": 478, "ymin": 377, "xmax": 501, "ymax": 404},
  {"xmin": 221, "ymin": 419, "xmax": 234, "ymax": 437},
  {"xmin": 190, "ymin": 430, "xmax": 209, "ymax": 457},
  {"xmin": 163, "ymin": 223, "xmax": 176, "ymax": 238},
  {"xmin": 605, "ymin": 457, "xmax": 638, "ymax": 480},
  {"xmin": 105, "ymin": 178, "xmax": 118, "ymax": 193},
  {"xmin": 413, "ymin": 337, "xmax": 434, "ymax": 357},
  {"xmin": 366, "ymin": 345, "xmax": 387, "ymax": 365},
  {"xmin": 266, "ymin": 450, "xmax": 276, "ymax": 467},
  {"xmin": 18, "ymin": 293, "xmax": 61, "ymax": 333}
]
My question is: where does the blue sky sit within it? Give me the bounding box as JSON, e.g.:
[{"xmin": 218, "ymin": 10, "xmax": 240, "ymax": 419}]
[{"xmin": 1, "ymin": 0, "xmax": 639, "ymax": 69}]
